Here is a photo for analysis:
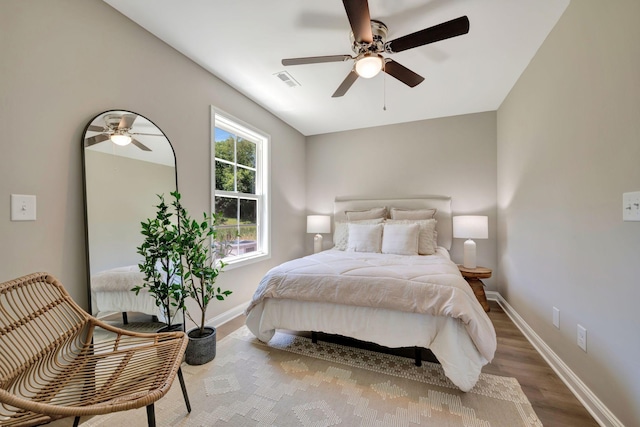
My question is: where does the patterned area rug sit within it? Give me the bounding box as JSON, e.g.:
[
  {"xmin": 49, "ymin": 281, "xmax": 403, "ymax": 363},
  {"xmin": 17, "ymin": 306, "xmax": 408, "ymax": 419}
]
[{"xmin": 55, "ymin": 326, "xmax": 541, "ymax": 426}]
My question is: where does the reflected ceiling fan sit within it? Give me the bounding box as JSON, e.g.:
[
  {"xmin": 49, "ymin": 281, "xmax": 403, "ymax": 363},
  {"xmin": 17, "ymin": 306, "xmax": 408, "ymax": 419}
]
[
  {"xmin": 282, "ymin": 0, "xmax": 470, "ymax": 97},
  {"xmin": 84, "ymin": 114, "xmax": 162, "ymax": 151}
]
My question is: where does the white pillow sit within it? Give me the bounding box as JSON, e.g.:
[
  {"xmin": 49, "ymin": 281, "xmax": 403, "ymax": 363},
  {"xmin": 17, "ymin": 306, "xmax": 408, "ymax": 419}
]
[
  {"xmin": 385, "ymin": 219, "xmax": 437, "ymax": 255},
  {"xmin": 389, "ymin": 208, "xmax": 437, "ymax": 220},
  {"xmin": 345, "ymin": 206, "xmax": 387, "ymax": 221},
  {"xmin": 333, "ymin": 218, "xmax": 384, "ymax": 250},
  {"xmin": 381, "ymin": 223, "xmax": 419, "ymax": 255},
  {"xmin": 347, "ymin": 223, "xmax": 383, "ymax": 253}
]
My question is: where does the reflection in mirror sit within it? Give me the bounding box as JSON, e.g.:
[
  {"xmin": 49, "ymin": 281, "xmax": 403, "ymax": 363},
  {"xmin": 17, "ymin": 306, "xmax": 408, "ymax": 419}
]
[{"xmin": 82, "ymin": 110, "xmax": 177, "ymax": 327}]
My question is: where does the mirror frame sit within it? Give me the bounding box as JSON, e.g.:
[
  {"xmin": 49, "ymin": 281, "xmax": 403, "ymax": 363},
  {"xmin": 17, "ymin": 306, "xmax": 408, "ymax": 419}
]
[{"xmin": 81, "ymin": 109, "xmax": 178, "ymax": 315}]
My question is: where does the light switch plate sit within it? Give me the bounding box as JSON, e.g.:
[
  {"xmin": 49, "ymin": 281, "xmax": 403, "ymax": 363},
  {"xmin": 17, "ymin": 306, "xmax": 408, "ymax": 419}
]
[
  {"xmin": 11, "ymin": 194, "xmax": 36, "ymax": 221},
  {"xmin": 623, "ymin": 191, "xmax": 640, "ymax": 221}
]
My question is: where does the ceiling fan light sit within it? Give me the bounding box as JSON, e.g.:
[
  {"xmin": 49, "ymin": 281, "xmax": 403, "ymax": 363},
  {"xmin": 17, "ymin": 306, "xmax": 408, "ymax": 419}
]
[
  {"xmin": 355, "ymin": 54, "xmax": 383, "ymax": 78},
  {"xmin": 110, "ymin": 134, "xmax": 132, "ymax": 146}
]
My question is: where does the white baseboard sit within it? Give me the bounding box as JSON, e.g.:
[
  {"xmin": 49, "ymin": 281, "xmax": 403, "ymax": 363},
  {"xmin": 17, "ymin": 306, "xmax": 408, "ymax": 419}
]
[
  {"xmin": 485, "ymin": 291, "xmax": 624, "ymax": 427},
  {"xmin": 205, "ymin": 301, "xmax": 249, "ymax": 329}
]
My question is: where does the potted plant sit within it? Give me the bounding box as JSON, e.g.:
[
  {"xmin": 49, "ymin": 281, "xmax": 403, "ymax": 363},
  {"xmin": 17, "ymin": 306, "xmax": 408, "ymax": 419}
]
[
  {"xmin": 134, "ymin": 193, "xmax": 186, "ymax": 332},
  {"xmin": 174, "ymin": 191, "xmax": 232, "ymax": 365}
]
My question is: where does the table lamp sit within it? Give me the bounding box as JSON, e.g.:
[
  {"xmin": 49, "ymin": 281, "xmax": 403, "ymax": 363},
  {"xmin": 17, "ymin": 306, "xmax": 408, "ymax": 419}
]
[
  {"xmin": 453, "ymin": 215, "xmax": 488, "ymax": 268},
  {"xmin": 307, "ymin": 215, "xmax": 331, "ymax": 253}
]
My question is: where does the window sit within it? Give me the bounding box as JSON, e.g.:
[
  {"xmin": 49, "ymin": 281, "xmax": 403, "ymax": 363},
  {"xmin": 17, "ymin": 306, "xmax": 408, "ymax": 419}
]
[{"xmin": 212, "ymin": 108, "xmax": 270, "ymax": 267}]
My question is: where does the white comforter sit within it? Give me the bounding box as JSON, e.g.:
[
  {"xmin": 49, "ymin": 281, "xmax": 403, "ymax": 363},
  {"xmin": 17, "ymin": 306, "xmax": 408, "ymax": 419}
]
[
  {"xmin": 90, "ymin": 265, "xmax": 165, "ymax": 320},
  {"xmin": 91, "ymin": 265, "xmax": 144, "ymax": 292},
  {"xmin": 246, "ymin": 249, "xmax": 497, "ymax": 391}
]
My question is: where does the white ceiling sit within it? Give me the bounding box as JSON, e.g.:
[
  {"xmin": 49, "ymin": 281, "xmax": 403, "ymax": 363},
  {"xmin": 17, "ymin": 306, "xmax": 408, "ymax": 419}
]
[{"xmin": 104, "ymin": 0, "xmax": 569, "ymax": 136}]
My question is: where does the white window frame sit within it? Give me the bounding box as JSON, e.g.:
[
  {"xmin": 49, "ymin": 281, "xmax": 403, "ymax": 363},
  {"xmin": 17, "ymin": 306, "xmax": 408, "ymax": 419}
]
[{"xmin": 211, "ymin": 106, "xmax": 270, "ymax": 269}]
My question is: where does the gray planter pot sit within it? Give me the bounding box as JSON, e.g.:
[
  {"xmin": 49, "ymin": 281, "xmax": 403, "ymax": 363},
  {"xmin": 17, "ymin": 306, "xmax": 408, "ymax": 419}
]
[{"xmin": 185, "ymin": 326, "xmax": 216, "ymax": 365}]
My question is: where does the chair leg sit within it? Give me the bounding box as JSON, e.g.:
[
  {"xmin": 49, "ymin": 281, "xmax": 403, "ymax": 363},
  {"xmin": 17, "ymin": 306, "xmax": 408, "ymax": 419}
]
[
  {"xmin": 311, "ymin": 331, "xmax": 318, "ymax": 344},
  {"xmin": 177, "ymin": 367, "xmax": 191, "ymax": 413},
  {"xmin": 73, "ymin": 416, "xmax": 80, "ymax": 427},
  {"xmin": 146, "ymin": 403, "xmax": 156, "ymax": 427},
  {"xmin": 414, "ymin": 347, "xmax": 422, "ymax": 367},
  {"xmin": 122, "ymin": 312, "xmax": 128, "ymax": 324}
]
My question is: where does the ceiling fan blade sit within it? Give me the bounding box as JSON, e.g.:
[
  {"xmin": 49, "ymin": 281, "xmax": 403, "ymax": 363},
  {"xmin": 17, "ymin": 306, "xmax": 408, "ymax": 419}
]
[
  {"xmin": 118, "ymin": 114, "xmax": 137, "ymax": 129},
  {"xmin": 342, "ymin": 0, "xmax": 373, "ymax": 44},
  {"xmin": 384, "ymin": 60, "xmax": 425, "ymax": 87},
  {"xmin": 131, "ymin": 138, "xmax": 151, "ymax": 152},
  {"xmin": 386, "ymin": 16, "xmax": 470, "ymax": 53},
  {"xmin": 84, "ymin": 133, "xmax": 110, "ymax": 147},
  {"xmin": 87, "ymin": 125, "xmax": 104, "ymax": 132},
  {"xmin": 332, "ymin": 70, "xmax": 359, "ymax": 98},
  {"xmin": 282, "ymin": 55, "xmax": 353, "ymax": 66},
  {"xmin": 130, "ymin": 132, "xmax": 164, "ymax": 137}
]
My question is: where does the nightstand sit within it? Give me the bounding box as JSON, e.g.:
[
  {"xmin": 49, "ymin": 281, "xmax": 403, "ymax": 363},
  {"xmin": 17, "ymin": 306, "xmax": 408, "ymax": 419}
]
[{"xmin": 457, "ymin": 265, "xmax": 491, "ymax": 312}]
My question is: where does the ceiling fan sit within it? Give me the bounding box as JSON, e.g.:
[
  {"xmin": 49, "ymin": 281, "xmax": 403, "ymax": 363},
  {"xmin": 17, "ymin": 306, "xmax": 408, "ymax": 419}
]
[
  {"xmin": 84, "ymin": 114, "xmax": 162, "ymax": 151},
  {"xmin": 281, "ymin": 0, "xmax": 470, "ymax": 97}
]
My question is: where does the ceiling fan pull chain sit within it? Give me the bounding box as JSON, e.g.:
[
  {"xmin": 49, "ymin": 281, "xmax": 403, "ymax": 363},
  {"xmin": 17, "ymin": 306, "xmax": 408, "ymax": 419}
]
[{"xmin": 383, "ymin": 62, "xmax": 387, "ymax": 111}]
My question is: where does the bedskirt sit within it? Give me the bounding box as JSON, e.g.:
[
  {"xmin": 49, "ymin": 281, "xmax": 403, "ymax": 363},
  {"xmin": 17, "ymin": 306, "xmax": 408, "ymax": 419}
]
[{"xmin": 246, "ymin": 298, "xmax": 488, "ymax": 392}]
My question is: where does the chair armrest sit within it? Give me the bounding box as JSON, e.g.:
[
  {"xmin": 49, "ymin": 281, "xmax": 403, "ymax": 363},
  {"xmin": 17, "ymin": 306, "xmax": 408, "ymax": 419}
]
[{"xmin": 89, "ymin": 316, "xmax": 186, "ymax": 341}]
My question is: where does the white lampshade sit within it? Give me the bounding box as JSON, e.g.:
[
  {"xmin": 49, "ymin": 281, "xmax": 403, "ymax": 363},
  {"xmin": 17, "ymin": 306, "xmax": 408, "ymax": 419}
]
[
  {"xmin": 453, "ymin": 216, "xmax": 488, "ymax": 269},
  {"xmin": 453, "ymin": 216, "xmax": 488, "ymax": 239},
  {"xmin": 355, "ymin": 54, "xmax": 383, "ymax": 79},
  {"xmin": 307, "ymin": 215, "xmax": 331, "ymax": 234}
]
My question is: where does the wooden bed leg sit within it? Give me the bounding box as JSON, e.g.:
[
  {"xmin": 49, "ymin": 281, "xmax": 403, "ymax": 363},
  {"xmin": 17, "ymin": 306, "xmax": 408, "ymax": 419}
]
[
  {"xmin": 311, "ymin": 331, "xmax": 318, "ymax": 344},
  {"xmin": 414, "ymin": 347, "xmax": 422, "ymax": 367},
  {"xmin": 122, "ymin": 312, "xmax": 128, "ymax": 325}
]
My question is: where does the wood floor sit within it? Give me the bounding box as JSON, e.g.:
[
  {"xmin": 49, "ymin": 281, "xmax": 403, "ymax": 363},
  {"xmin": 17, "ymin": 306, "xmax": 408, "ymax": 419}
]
[
  {"xmin": 481, "ymin": 300, "xmax": 599, "ymax": 427},
  {"xmin": 217, "ymin": 300, "xmax": 599, "ymax": 427}
]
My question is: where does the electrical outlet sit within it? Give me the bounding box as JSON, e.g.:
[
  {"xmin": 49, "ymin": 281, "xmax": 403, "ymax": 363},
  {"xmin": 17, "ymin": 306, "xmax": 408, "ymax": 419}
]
[
  {"xmin": 577, "ymin": 324, "xmax": 587, "ymax": 352},
  {"xmin": 553, "ymin": 307, "xmax": 560, "ymax": 329}
]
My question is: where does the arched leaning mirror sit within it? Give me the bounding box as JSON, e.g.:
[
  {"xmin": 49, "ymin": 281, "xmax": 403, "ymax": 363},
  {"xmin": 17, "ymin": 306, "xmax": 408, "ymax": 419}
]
[{"xmin": 82, "ymin": 110, "xmax": 177, "ymax": 325}]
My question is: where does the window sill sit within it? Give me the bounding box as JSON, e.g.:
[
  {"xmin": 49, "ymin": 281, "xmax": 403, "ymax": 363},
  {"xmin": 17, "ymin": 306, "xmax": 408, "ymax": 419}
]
[{"xmin": 222, "ymin": 252, "xmax": 271, "ymax": 270}]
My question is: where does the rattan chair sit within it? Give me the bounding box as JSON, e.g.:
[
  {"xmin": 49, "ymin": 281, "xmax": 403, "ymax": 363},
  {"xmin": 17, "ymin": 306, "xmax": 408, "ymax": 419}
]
[{"xmin": 0, "ymin": 272, "xmax": 191, "ymax": 427}]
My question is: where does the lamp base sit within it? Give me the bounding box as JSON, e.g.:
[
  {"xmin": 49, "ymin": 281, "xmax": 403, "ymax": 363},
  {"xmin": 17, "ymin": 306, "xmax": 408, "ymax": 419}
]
[
  {"xmin": 313, "ymin": 234, "xmax": 323, "ymax": 253},
  {"xmin": 462, "ymin": 239, "xmax": 477, "ymax": 269}
]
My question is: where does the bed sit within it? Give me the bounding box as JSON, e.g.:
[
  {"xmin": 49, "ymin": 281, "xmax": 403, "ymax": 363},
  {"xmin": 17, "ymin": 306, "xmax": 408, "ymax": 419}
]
[
  {"xmin": 90, "ymin": 265, "xmax": 165, "ymax": 321},
  {"xmin": 245, "ymin": 196, "xmax": 496, "ymax": 391}
]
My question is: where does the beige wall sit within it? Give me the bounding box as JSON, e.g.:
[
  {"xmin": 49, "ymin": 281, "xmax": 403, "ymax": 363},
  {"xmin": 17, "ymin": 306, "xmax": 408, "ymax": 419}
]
[
  {"xmin": 0, "ymin": 0, "xmax": 306, "ymax": 318},
  {"xmin": 497, "ymin": 0, "xmax": 640, "ymax": 425},
  {"xmin": 306, "ymin": 112, "xmax": 498, "ymax": 288}
]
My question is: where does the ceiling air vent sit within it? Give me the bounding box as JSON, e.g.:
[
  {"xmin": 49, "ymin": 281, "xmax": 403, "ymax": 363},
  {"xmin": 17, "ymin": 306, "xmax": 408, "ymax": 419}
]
[{"xmin": 274, "ymin": 71, "xmax": 301, "ymax": 88}]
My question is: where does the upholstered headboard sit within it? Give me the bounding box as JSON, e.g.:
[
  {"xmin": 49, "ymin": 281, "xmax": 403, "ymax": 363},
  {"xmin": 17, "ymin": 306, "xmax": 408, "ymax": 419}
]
[{"xmin": 333, "ymin": 196, "xmax": 453, "ymax": 250}]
